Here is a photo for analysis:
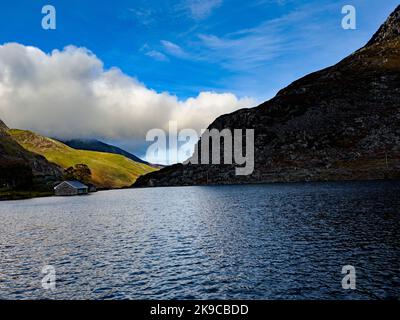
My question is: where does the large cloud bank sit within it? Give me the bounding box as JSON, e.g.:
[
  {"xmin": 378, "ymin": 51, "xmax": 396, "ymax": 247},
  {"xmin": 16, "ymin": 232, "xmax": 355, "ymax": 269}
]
[{"xmin": 0, "ymin": 43, "xmax": 254, "ymax": 141}]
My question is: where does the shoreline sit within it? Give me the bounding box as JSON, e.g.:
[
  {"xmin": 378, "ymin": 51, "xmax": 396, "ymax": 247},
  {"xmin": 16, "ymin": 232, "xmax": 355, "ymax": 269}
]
[
  {"xmin": 0, "ymin": 190, "xmax": 53, "ymax": 201},
  {"xmin": 2, "ymin": 177, "xmax": 399, "ymax": 201}
]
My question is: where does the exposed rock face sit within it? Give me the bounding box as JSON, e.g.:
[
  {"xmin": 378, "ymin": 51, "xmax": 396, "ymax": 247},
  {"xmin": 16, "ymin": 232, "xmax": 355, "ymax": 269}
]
[
  {"xmin": 134, "ymin": 6, "xmax": 400, "ymax": 187},
  {"xmin": 0, "ymin": 119, "xmax": 8, "ymax": 132},
  {"xmin": 367, "ymin": 5, "xmax": 400, "ymax": 46}
]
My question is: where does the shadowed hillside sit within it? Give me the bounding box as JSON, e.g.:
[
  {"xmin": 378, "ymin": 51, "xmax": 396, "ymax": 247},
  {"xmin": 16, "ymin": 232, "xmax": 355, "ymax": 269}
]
[{"xmin": 1, "ymin": 120, "xmax": 62, "ymax": 198}]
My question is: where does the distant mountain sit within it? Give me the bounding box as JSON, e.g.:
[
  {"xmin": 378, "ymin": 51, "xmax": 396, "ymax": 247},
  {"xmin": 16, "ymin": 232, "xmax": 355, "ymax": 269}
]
[
  {"xmin": 9, "ymin": 130, "xmax": 157, "ymax": 189},
  {"xmin": 62, "ymin": 139, "xmax": 149, "ymax": 165},
  {"xmin": 134, "ymin": 5, "xmax": 400, "ymax": 187}
]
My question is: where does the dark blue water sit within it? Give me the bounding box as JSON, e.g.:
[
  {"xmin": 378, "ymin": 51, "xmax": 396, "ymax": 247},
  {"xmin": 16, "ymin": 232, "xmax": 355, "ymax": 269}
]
[{"xmin": 0, "ymin": 181, "xmax": 399, "ymax": 300}]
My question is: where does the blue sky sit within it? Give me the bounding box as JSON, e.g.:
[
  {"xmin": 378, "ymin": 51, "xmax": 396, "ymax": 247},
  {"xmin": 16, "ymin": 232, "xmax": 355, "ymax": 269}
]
[
  {"xmin": 0, "ymin": 0, "xmax": 398, "ymax": 162},
  {"xmin": 0, "ymin": 0, "xmax": 398, "ymax": 101}
]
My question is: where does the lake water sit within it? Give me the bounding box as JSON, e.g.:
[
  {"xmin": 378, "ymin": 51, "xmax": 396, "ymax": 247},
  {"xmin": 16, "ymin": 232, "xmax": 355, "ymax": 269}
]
[{"xmin": 0, "ymin": 181, "xmax": 399, "ymax": 300}]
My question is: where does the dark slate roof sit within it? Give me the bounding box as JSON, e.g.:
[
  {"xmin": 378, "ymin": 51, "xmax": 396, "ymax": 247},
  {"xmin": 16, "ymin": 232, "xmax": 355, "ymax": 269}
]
[{"xmin": 63, "ymin": 181, "xmax": 88, "ymax": 189}]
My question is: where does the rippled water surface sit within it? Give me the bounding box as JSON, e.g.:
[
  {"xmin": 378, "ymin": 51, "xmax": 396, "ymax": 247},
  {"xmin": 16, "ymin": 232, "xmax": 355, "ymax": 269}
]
[{"xmin": 0, "ymin": 181, "xmax": 399, "ymax": 300}]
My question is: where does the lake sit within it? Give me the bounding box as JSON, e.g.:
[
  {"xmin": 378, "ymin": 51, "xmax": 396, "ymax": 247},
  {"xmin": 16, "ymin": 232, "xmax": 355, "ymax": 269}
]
[{"xmin": 0, "ymin": 181, "xmax": 399, "ymax": 300}]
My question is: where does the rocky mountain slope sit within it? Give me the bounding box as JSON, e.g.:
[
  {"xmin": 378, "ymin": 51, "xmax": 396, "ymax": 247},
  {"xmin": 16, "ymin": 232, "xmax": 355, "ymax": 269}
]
[
  {"xmin": 0, "ymin": 120, "xmax": 62, "ymax": 191},
  {"xmin": 9, "ymin": 129, "xmax": 157, "ymax": 189},
  {"xmin": 0, "ymin": 119, "xmax": 8, "ymax": 132},
  {"xmin": 134, "ymin": 5, "xmax": 400, "ymax": 187}
]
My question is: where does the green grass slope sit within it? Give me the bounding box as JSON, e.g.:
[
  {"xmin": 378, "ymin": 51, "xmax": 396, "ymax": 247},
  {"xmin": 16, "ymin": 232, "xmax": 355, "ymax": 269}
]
[{"xmin": 9, "ymin": 129, "xmax": 157, "ymax": 189}]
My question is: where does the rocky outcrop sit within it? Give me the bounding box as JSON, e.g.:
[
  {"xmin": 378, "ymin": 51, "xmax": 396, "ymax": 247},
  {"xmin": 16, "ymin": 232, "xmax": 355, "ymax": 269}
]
[
  {"xmin": 367, "ymin": 5, "xmax": 400, "ymax": 46},
  {"xmin": 134, "ymin": 6, "xmax": 400, "ymax": 188},
  {"xmin": 0, "ymin": 119, "xmax": 8, "ymax": 133}
]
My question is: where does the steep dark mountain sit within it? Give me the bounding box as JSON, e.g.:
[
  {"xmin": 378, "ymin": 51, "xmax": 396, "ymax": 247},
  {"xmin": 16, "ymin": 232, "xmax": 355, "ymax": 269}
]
[
  {"xmin": 0, "ymin": 119, "xmax": 62, "ymax": 193},
  {"xmin": 62, "ymin": 139, "xmax": 150, "ymax": 165},
  {"xmin": 134, "ymin": 6, "xmax": 400, "ymax": 187}
]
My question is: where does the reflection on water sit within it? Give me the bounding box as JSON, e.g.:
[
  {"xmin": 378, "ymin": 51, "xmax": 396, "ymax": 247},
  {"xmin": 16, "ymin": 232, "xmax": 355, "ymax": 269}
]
[{"xmin": 0, "ymin": 181, "xmax": 399, "ymax": 300}]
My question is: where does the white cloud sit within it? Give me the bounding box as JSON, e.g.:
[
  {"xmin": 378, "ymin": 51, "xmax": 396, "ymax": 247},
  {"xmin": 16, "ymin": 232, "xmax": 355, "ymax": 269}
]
[
  {"xmin": 193, "ymin": 3, "xmax": 339, "ymax": 71},
  {"xmin": 128, "ymin": 8, "xmax": 156, "ymax": 26},
  {"xmin": 145, "ymin": 50, "xmax": 169, "ymax": 61},
  {"xmin": 160, "ymin": 40, "xmax": 189, "ymax": 58},
  {"xmin": 0, "ymin": 43, "xmax": 254, "ymax": 144},
  {"xmin": 185, "ymin": 0, "xmax": 223, "ymax": 20}
]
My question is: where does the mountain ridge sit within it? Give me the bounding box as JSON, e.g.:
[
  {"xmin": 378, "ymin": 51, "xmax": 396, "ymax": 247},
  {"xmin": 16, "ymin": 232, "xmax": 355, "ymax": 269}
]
[
  {"xmin": 366, "ymin": 5, "xmax": 400, "ymax": 47},
  {"xmin": 0, "ymin": 119, "xmax": 9, "ymax": 132},
  {"xmin": 61, "ymin": 139, "xmax": 150, "ymax": 166}
]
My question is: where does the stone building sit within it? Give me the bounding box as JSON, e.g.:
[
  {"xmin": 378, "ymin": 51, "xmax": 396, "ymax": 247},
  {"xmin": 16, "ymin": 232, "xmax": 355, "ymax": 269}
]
[{"xmin": 54, "ymin": 181, "xmax": 89, "ymax": 196}]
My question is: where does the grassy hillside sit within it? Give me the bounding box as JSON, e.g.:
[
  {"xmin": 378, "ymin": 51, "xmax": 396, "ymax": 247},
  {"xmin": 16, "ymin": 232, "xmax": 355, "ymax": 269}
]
[
  {"xmin": 62, "ymin": 139, "xmax": 149, "ymax": 165},
  {"xmin": 9, "ymin": 129, "xmax": 157, "ymax": 189}
]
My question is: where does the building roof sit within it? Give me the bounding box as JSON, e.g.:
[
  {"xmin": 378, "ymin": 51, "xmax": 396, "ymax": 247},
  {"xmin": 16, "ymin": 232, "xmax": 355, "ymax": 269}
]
[{"xmin": 55, "ymin": 180, "xmax": 88, "ymax": 190}]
